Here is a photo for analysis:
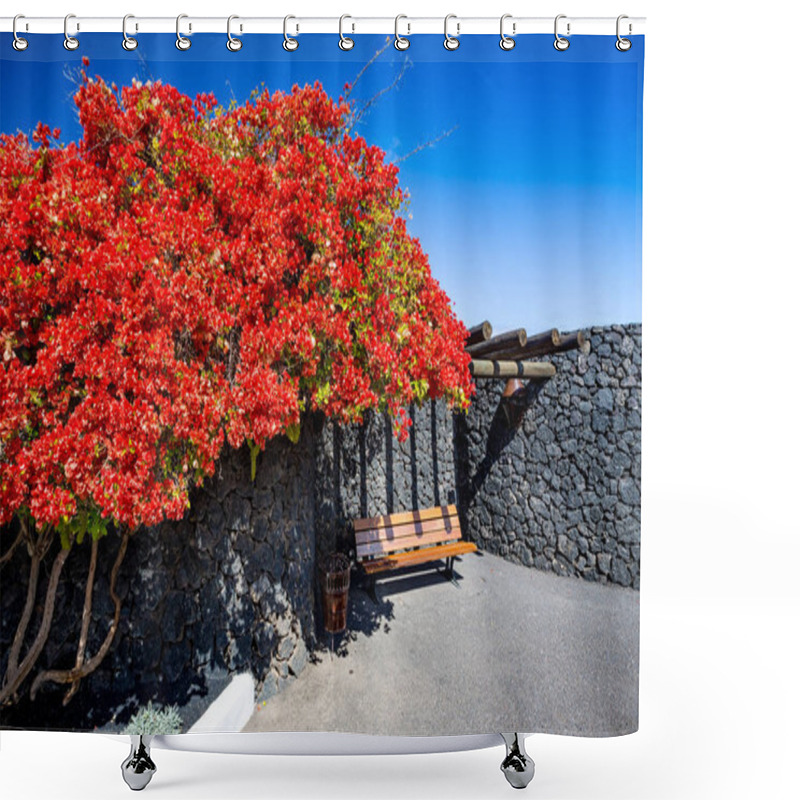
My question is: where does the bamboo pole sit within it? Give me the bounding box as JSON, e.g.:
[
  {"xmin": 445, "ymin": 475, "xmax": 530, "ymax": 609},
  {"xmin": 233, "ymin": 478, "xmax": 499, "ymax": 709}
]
[
  {"xmin": 466, "ymin": 328, "xmax": 527, "ymax": 359},
  {"xmin": 466, "ymin": 321, "xmax": 493, "ymax": 347},
  {"xmin": 469, "ymin": 360, "xmax": 556, "ymax": 379},
  {"xmin": 491, "ymin": 328, "xmax": 561, "ymax": 360}
]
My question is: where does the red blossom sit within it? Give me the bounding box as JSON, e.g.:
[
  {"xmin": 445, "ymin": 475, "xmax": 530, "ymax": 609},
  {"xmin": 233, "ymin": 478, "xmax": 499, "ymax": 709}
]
[{"xmin": 0, "ymin": 73, "xmax": 473, "ymax": 533}]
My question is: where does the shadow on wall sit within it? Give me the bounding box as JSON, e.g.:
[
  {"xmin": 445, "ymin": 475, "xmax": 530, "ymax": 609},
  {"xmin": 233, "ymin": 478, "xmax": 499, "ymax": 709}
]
[
  {"xmin": 310, "ymin": 403, "xmax": 457, "ymax": 651},
  {"xmin": 454, "ymin": 380, "xmax": 548, "ymax": 530},
  {"xmin": 0, "ymin": 399, "xmax": 457, "ymax": 731},
  {"xmin": 312, "ymin": 404, "xmax": 457, "ymax": 564},
  {"xmin": 451, "ymin": 324, "xmax": 642, "ymax": 588}
]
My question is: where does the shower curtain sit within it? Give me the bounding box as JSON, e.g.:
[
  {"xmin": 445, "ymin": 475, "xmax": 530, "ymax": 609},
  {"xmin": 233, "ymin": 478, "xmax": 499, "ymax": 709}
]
[{"xmin": 0, "ymin": 22, "xmax": 643, "ymax": 740}]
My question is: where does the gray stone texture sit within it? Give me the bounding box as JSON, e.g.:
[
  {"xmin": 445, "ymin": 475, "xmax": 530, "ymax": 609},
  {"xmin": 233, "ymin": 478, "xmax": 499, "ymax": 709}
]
[
  {"xmin": 0, "ymin": 324, "xmax": 640, "ymax": 731},
  {"xmin": 453, "ymin": 324, "xmax": 642, "ymax": 588}
]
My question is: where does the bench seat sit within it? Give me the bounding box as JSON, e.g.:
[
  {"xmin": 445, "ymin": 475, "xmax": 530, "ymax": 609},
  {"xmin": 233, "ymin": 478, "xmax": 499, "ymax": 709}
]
[{"xmin": 354, "ymin": 504, "xmax": 476, "ymax": 590}]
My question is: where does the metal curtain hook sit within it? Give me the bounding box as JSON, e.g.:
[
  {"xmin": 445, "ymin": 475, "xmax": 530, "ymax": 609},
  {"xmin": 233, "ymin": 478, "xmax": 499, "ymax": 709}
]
[
  {"xmin": 554, "ymin": 14, "xmax": 570, "ymax": 51},
  {"xmin": 227, "ymin": 15, "xmax": 242, "ymax": 51},
  {"xmin": 283, "ymin": 15, "xmax": 299, "ymax": 51},
  {"xmin": 616, "ymin": 14, "xmax": 632, "ymax": 51},
  {"xmin": 339, "ymin": 15, "xmax": 354, "ymax": 50},
  {"xmin": 500, "ymin": 14, "xmax": 515, "ymax": 51},
  {"xmin": 64, "ymin": 13, "xmax": 79, "ymax": 50},
  {"xmin": 122, "ymin": 14, "xmax": 138, "ymax": 51},
  {"xmin": 394, "ymin": 15, "xmax": 410, "ymax": 51},
  {"xmin": 176, "ymin": 14, "xmax": 191, "ymax": 50},
  {"xmin": 12, "ymin": 14, "xmax": 29, "ymax": 51},
  {"xmin": 444, "ymin": 14, "xmax": 460, "ymax": 51}
]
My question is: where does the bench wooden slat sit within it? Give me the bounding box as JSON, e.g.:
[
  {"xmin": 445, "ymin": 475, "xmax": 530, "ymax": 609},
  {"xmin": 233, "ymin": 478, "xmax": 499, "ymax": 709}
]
[
  {"xmin": 353, "ymin": 504, "xmax": 458, "ymax": 532},
  {"xmin": 356, "ymin": 527, "xmax": 462, "ymax": 558},
  {"xmin": 354, "ymin": 515, "xmax": 460, "ymax": 546},
  {"xmin": 354, "ymin": 504, "xmax": 476, "ymax": 582},
  {"xmin": 362, "ymin": 541, "xmax": 478, "ymax": 574}
]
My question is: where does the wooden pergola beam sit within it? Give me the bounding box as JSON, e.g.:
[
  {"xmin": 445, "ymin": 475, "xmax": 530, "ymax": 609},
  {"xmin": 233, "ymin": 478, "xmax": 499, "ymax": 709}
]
[
  {"xmin": 553, "ymin": 330, "xmax": 591, "ymax": 355},
  {"xmin": 466, "ymin": 321, "xmax": 493, "ymax": 347},
  {"xmin": 469, "ymin": 360, "xmax": 556, "ymax": 380},
  {"xmin": 491, "ymin": 328, "xmax": 561, "ymax": 360},
  {"xmin": 466, "ymin": 328, "xmax": 527, "ymax": 359}
]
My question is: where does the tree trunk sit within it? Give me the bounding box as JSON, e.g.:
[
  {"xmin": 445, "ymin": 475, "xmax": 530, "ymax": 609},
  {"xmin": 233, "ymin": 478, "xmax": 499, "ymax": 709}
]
[{"xmin": 0, "ymin": 542, "xmax": 71, "ymax": 707}]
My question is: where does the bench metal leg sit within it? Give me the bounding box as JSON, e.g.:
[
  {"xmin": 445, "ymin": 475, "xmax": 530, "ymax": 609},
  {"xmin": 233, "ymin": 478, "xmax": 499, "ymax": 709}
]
[
  {"xmin": 441, "ymin": 556, "xmax": 460, "ymax": 588},
  {"xmin": 121, "ymin": 735, "xmax": 157, "ymax": 791},
  {"xmin": 367, "ymin": 575, "xmax": 379, "ymax": 605},
  {"xmin": 500, "ymin": 733, "xmax": 535, "ymax": 789}
]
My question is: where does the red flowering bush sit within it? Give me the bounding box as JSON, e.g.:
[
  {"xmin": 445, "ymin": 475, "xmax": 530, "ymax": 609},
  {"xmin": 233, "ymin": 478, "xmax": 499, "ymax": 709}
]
[
  {"xmin": 0, "ymin": 64, "xmax": 472, "ymax": 706},
  {"xmin": 1, "ymin": 64, "xmax": 472, "ymax": 534}
]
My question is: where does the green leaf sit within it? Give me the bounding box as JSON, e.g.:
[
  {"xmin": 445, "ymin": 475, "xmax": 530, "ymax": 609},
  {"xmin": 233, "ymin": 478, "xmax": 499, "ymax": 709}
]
[
  {"xmin": 286, "ymin": 423, "xmax": 301, "ymax": 444},
  {"xmin": 247, "ymin": 439, "xmax": 260, "ymax": 482}
]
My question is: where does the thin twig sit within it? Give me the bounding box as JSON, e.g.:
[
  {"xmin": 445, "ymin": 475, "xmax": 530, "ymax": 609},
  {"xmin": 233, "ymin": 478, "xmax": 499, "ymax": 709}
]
[
  {"xmin": 346, "ymin": 59, "xmax": 412, "ymax": 133},
  {"xmin": 397, "ymin": 126, "xmax": 459, "ymax": 163},
  {"xmin": 344, "ymin": 38, "xmax": 392, "ymax": 101}
]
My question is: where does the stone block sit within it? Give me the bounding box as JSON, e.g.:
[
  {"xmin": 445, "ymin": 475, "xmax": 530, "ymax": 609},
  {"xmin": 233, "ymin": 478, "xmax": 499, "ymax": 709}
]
[
  {"xmin": 610, "ymin": 558, "xmax": 633, "ymax": 587},
  {"xmin": 224, "ymin": 494, "xmax": 251, "ymax": 532},
  {"xmin": 288, "ymin": 638, "xmax": 308, "ymax": 676}
]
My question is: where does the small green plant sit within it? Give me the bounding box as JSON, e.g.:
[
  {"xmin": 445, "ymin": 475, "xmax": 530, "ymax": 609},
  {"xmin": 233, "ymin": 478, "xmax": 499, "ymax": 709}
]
[{"xmin": 124, "ymin": 701, "xmax": 183, "ymax": 735}]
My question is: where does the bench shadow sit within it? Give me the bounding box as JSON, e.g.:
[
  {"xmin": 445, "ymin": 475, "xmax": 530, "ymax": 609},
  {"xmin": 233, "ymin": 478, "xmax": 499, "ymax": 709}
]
[
  {"xmin": 371, "ymin": 564, "xmax": 466, "ymax": 598},
  {"xmin": 309, "ymin": 554, "xmax": 474, "ymax": 662}
]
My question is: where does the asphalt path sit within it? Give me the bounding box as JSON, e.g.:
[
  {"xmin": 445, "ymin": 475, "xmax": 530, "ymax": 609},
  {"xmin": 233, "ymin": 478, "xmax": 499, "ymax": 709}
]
[{"xmin": 245, "ymin": 551, "xmax": 639, "ymax": 737}]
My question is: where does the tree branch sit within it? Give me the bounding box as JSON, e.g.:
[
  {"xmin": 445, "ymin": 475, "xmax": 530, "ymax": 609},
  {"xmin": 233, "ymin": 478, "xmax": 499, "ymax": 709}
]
[
  {"xmin": 3, "ymin": 520, "xmax": 51, "ymax": 683},
  {"xmin": 0, "ymin": 536, "xmax": 71, "ymax": 707},
  {"xmin": 62, "ymin": 535, "xmax": 99, "ymax": 704},
  {"xmin": 30, "ymin": 528, "xmax": 131, "ymax": 704},
  {"xmin": 0, "ymin": 527, "xmax": 24, "ymax": 566}
]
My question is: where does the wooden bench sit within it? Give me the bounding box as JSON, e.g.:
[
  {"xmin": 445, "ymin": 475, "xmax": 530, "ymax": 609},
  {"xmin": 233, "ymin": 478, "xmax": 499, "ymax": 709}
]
[{"xmin": 354, "ymin": 504, "xmax": 477, "ymax": 601}]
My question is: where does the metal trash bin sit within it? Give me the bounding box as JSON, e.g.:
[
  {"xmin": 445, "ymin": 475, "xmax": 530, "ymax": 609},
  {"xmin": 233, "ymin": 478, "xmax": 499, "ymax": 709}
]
[{"xmin": 319, "ymin": 553, "xmax": 350, "ymax": 634}]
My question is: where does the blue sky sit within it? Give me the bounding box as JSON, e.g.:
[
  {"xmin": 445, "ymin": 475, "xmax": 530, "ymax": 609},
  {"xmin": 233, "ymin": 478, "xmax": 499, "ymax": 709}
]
[{"xmin": 1, "ymin": 33, "xmax": 643, "ymax": 332}]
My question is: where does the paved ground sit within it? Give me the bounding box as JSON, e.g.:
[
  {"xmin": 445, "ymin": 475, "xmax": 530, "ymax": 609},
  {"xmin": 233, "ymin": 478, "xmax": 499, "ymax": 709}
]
[{"xmin": 245, "ymin": 551, "xmax": 639, "ymax": 737}]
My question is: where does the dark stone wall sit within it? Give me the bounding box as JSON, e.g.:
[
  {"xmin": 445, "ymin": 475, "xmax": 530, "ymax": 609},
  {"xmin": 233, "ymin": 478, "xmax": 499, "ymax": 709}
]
[
  {"xmin": 453, "ymin": 324, "xmax": 642, "ymax": 588},
  {"xmin": 0, "ymin": 426, "xmax": 316, "ymax": 730},
  {"xmin": 0, "ymin": 324, "xmax": 640, "ymax": 730},
  {"xmin": 313, "ymin": 401, "xmax": 457, "ymax": 561}
]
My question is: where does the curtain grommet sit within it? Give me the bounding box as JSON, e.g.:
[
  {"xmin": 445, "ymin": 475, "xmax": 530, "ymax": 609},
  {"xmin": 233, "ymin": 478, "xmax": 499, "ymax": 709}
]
[
  {"xmin": 554, "ymin": 15, "xmax": 570, "ymax": 51},
  {"xmin": 500, "ymin": 14, "xmax": 516, "ymax": 51},
  {"xmin": 63, "ymin": 13, "xmax": 79, "ymax": 51},
  {"xmin": 616, "ymin": 15, "xmax": 632, "ymax": 51},
  {"xmin": 227, "ymin": 15, "xmax": 242, "ymax": 51},
  {"xmin": 12, "ymin": 14, "xmax": 29, "ymax": 51},
  {"xmin": 122, "ymin": 14, "xmax": 138, "ymax": 51},
  {"xmin": 444, "ymin": 14, "xmax": 460, "ymax": 51},
  {"xmin": 176, "ymin": 14, "xmax": 191, "ymax": 50},
  {"xmin": 394, "ymin": 15, "xmax": 410, "ymax": 51},
  {"xmin": 283, "ymin": 15, "xmax": 299, "ymax": 51},
  {"xmin": 339, "ymin": 14, "xmax": 354, "ymax": 51}
]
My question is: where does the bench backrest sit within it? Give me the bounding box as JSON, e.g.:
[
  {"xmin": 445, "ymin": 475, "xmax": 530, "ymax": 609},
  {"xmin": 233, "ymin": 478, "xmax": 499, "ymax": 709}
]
[{"xmin": 354, "ymin": 504, "xmax": 462, "ymax": 560}]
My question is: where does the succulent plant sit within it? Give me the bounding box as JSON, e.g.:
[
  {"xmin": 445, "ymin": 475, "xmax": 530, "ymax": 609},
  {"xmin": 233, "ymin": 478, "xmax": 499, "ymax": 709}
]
[{"xmin": 124, "ymin": 701, "xmax": 183, "ymax": 735}]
